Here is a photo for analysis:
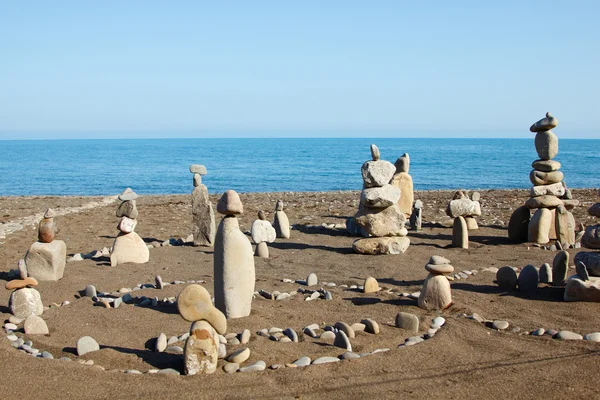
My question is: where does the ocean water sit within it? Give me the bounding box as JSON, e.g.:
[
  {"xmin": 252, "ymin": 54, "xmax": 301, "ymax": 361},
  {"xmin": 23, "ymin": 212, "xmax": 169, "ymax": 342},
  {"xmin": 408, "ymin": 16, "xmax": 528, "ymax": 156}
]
[{"xmin": 0, "ymin": 138, "xmax": 597, "ymax": 196}]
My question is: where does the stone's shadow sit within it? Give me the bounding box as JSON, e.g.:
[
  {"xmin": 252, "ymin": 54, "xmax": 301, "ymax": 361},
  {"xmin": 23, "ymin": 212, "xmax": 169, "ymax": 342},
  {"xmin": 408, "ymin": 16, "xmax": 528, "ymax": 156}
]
[
  {"xmin": 382, "ymin": 298, "xmax": 418, "ymax": 307},
  {"xmin": 377, "ymin": 277, "xmax": 424, "ymax": 287},
  {"xmin": 452, "ymin": 283, "xmax": 565, "ymax": 303},
  {"xmin": 269, "ymin": 241, "xmax": 354, "ymax": 255},
  {"xmin": 468, "ymin": 235, "xmax": 513, "ymax": 246},
  {"xmin": 63, "ymin": 344, "xmax": 184, "ymax": 371},
  {"xmin": 322, "ymin": 214, "xmax": 351, "ymax": 220},
  {"xmin": 141, "ymin": 236, "xmax": 164, "ymax": 243},
  {"xmin": 345, "ymin": 297, "xmax": 381, "ymax": 306},
  {"xmin": 293, "ymin": 224, "xmax": 354, "ymax": 237},
  {"xmin": 0, "ymin": 305, "xmax": 11, "ymax": 314},
  {"xmin": 409, "ymin": 231, "xmax": 513, "ymax": 247},
  {"xmin": 99, "ymin": 235, "xmax": 116, "ymax": 240},
  {"xmin": 0, "ymin": 271, "xmax": 13, "ymax": 281}
]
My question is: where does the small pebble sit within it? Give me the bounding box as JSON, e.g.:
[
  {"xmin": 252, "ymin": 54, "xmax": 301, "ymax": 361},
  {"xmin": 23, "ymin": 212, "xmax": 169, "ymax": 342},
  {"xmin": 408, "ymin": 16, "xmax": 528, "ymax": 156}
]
[
  {"xmin": 292, "ymin": 356, "xmax": 311, "ymax": 367},
  {"xmin": 492, "ymin": 320, "xmax": 509, "ymax": 330},
  {"xmin": 312, "ymin": 356, "xmax": 339, "ymax": 365},
  {"xmin": 556, "ymin": 331, "xmax": 583, "ymax": 340},
  {"xmin": 223, "ymin": 363, "xmax": 239, "ymax": 373}
]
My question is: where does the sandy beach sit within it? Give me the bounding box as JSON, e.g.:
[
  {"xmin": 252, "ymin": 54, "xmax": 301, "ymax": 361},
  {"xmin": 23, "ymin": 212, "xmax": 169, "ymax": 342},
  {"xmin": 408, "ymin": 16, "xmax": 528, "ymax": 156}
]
[{"xmin": 1, "ymin": 188, "xmax": 599, "ymax": 399}]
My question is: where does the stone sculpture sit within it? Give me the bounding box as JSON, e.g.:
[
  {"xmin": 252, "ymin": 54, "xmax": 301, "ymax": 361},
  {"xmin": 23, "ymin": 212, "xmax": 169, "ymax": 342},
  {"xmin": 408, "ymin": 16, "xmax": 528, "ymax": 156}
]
[
  {"xmin": 418, "ymin": 256, "xmax": 453, "ymax": 310},
  {"xmin": 24, "ymin": 208, "xmax": 66, "ymax": 281},
  {"xmin": 251, "ymin": 210, "xmax": 276, "ymax": 258},
  {"xmin": 273, "ymin": 200, "xmax": 291, "ymax": 239},
  {"xmin": 110, "ymin": 188, "xmax": 149, "ymax": 266},
  {"xmin": 190, "ymin": 164, "xmax": 216, "ymax": 247}
]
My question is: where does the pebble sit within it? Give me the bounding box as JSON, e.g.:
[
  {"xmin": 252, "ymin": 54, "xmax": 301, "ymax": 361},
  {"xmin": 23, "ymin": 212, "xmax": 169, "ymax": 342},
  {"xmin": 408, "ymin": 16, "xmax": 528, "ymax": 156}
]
[
  {"xmin": 226, "ymin": 347, "xmax": 250, "ymax": 364},
  {"xmin": 320, "ymin": 331, "xmax": 335, "ymax": 340},
  {"xmin": 23, "ymin": 315, "xmax": 49, "ymax": 335},
  {"xmin": 167, "ymin": 335, "xmax": 178, "ymax": 345},
  {"xmin": 546, "ymin": 329, "xmax": 559, "ymax": 337},
  {"xmin": 334, "ymin": 321, "xmax": 355, "ymax": 338},
  {"xmin": 8, "ymin": 316, "xmax": 23, "ymax": 325},
  {"xmin": 158, "ymin": 368, "xmax": 180, "ymax": 375},
  {"xmin": 556, "ymin": 331, "xmax": 583, "ymax": 340},
  {"xmin": 283, "ymin": 328, "xmax": 298, "ymax": 342},
  {"xmin": 239, "ymin": 360, "xmax": 266, "ymax": 373},
  {"xmin": 340, "ymin": 351, "xmax": 361, "ymax": 360},
  {"xmin": 240, "ymin": 329, "xmax": 251, "ymax": 344},
  {"xmin": 84, "ymin": 285, "xmax": 97, "ymax": 298},
  {"xmin": 531, "ymin": 328, "xmax": 546, "ymax": 336},
  {"xmin": 350, "ymin": 323, "xmax": 366, "ymax": 332},
  {"xmin": 41, "ymin": 351, "xmax": 54, "ymax": 359},
  {"xmin": 303, "ymin": 327, "xmax": 318, "ymax": 338},
  {"xmin": 306, "ymin": 273, "xmax": 318, "ymax": 287},
  {"xmin": 492, "ymin": 320, "xmax": 509, "ymax": 330},
  {"xmin": 276, "ymin": 293, "xmax": 290, "ymax": 300},
  {"xmin": 309, "ymin": 291, "xmax": 320, "ymax": 300},
  {"xmin": 155, "ymin": 333, "xmax": 167, "ymax": 352},
  {"xmin": 312, "ymin": 356, "xmax": 340, "ymax": 365},
  {"xmin": 305, "ymin": 323, "xmax": 320, "ymax": 331},
  {"xmin": 292, "ymin": 356, "xmax": 311, "ymax": 367},
  {"xmin": 113, "ymin": 298, "xmax": 122, "ymax": 309},
  {"xmin": 431, "ymin": 317, "xmax": 446, "ymax": 329},
  {"xmin": 280, "ymin": 336, "xmax": 292, "ymax": 343},
  {"xmin": 223, "ymin": 363, "xmax": 239, "ymax": 373},
  {"xmin": 470, "ymin": 313, "xmax": 485, "ymax": 323},
  {"xmin": 409, "ymin": 292, "xmax": 421, "ymax": 300},
  {"xmin": 333, "ymin": 330, "xmax": 352, "ymax": 351},
  {"xmin": 270, "ymin": 364, "xmax": 283, "ymax": 370},
  {"xmin": 179, "ymin": 332, "xmax": 190, "ymax": 342},
  {"xmin": 4, "ymin": 323, "xmax": 18, "ymax": 331},
  {"xmin": 166, "ymin": 346, "xmax": 184, "ymax": 353},
  {"xmin": 125, "ymin": 369, "xmax": 143, "ymax": 375},
  {"xmin": 404, "ymin": 336, "xmax": 424, "ymax": 346},
  {"xmin": 324, "ymin": 291, "xmax": 333, "ymax": 300},
  {"xmin": 6, "ymin": 334, "xmax": 18, "ymax": 341},
  {"xmin": 361, "ymin": 318, "xmax": 380, "ymax": 334},
  {"xmin": 583, "ymin": 332, "xmax": 600, "ymax": 342},
  {"xmin": 77, "ymin": 336, "xmax": 100, "ymax": 356},
  {"xmin": 371, "ymin": 348, "xmax": 391, "ymax": 354},
  {"xmin": 395, "ymin": 312, "xmax": 419, "ymax": 333},
  {"xmin": 363, "ymin": 277, "xmax": 379, "ymax": 293}
]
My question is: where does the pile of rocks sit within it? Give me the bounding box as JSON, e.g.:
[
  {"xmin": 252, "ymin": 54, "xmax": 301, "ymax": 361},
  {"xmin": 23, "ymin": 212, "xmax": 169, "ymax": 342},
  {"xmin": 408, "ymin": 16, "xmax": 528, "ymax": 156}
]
[
  {"xmin": 23, "ymin": 208, "xmax": 66, "ymax": 281},
  {"xmin": 418, "ymin": 256, "xmax": 453, "ymax": 310},
  {"xmin": 391, "ymin": 152, "xmax": 414, "ymax": 217},
  {"xmin": 110, "ymin": 188, "xmax": 149, "ymax": 266},
  {"xmin": 581, "ymin": 190, "xmax": 600, "ymax": 249},
  {"xmin": 190, "ymin": 164, "xmax": 216, "ymax": 247},
  {"xmin": 446, "ymin": 191, "xmax": 481, "ymax": 249},
  {"xmin": 350, "ymin": 144, "xmax": 410, "ymax": 255},
  {"xmin": 273, "ymin": 200, "xmax": 290, "ymax": 239},
  {"xmin": 508, "ymin": 113, "xmax": 578, "ymax": 245},
  {"xmin": 214, "ymin": 190, "xmax": 255, "ymax": 318},
  {"xmin": 177, "ymin": 284, "xmax": 227, "ymax": 375},
  {"xmin": 251, "ymin": 211, "xmax": 276, "ymax": 258}
]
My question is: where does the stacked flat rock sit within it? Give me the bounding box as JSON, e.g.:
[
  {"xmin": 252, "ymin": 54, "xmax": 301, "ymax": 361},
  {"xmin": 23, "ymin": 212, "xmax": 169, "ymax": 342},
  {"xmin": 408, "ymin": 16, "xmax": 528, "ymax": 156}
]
[
  {"xmin": 190, "ymin": 164, "xmax": 216, "ymax": 247},
  {"xmin": 351, "ymin": 144, "xmax": 410, "ymax": 255},
  {"xmin": 251, "ymin": 211, "xmax": 276, "ymax": 258},
  {"xmin": 24, "ymin": 208, "xmax": 66, "ymax": 281},
  {"xmin": 391, "ymin": 152, "xmax": 414, "ymax": 217},
  {"xmin": 581, "ymin": 189, "xmax": 600, "ymax": 249},
  {"xmin": 214, "ymin": 190, "xmax": 255, "ymax": 318},
  {"xmin": 508, "ymin": 113, "xmax": 578, "ymax": 245},
  {"xmin": 5, "ymin": 277, "xmax": 44, "ymax": 319},
  {"xmin": 446, "ymin": 191, "xmax": 482, "ymax": 231},
  {"xmin": 273, "ymin": 200, "xmax": 291, "ymax": 239},
  {"xmin": 110, "ymin": 188, "xmax": 149, "ymax": 267},
  {"xmin": 177, "ymin": 284, "xmax": 227, "ymax": 375},
  {"xmin": 418, "ymin": 256, "xmax": 453, "ymax": 310}
]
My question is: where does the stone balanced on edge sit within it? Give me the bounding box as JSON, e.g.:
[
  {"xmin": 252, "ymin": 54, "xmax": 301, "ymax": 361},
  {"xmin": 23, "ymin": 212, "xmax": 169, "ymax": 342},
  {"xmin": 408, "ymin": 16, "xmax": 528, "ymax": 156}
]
[
  {"xmin": 110, "ymin": 188, "xmax": 150, "ymax": 266},
  {"xmin": 24, "ymin": 208, "xmax": 66, "ymax": 281},
  {"xmin": 190, "ymin": 164, "xmax": 216, "ymax": 247}
]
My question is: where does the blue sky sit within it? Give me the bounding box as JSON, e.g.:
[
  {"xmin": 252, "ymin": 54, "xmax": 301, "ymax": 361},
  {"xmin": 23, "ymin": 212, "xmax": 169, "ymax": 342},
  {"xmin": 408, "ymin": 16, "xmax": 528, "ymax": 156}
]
[{"xmin": 1, "ymin": 1, "xmax": 599, "ymax": 139}]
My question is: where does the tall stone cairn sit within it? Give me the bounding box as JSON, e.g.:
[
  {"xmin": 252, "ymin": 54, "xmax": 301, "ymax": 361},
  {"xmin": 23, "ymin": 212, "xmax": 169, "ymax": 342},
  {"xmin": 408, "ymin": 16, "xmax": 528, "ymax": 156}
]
[
  {"xmin": 110, "ymin": 188, "xmax": 150, "ymax": 266},
  {"xmin": 391, "ymin": 153, "xmax": 414, "ymax": 217},
  {"xmin": 350, "ymin": 144, "xmax": 410, "ymax": 255},
  {"xmin": 189, "ymin": 164, "xmax": 216, "ymax": 247},
  {"xmin": 24, "ymin": 208, "xmax": 66, "ymax": 281},
  {"xmin": 508, "ymin": 113, "xmax": 578, "ymax": 245}
]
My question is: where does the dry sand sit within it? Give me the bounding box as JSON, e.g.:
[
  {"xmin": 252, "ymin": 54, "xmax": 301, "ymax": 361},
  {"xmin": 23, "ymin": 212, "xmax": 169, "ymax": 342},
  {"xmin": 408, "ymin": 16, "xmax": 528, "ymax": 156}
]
[{"xmin": 1, "ymin": 188, "xmax": 599, "ymax": 399}]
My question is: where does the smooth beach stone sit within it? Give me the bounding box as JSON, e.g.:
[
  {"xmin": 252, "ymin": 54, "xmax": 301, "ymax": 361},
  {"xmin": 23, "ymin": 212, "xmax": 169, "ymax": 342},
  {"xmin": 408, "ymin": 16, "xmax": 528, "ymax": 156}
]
[
  {"xmin": 464, "ymin": 216, "xmax": 478, "ymax": 230},
  {"xmin": 394, "ymin": 153, "xmax": 410, "ymax": 174},
  {"xmin": 191, "ymin": 184, "xmax": 216, "ymax": 247},
  {"xmin": 361, "ymin": 318, "xmax": 380, "ymax": 334},
  {"xmin": 531, "ymin": 159, "xmax": 561, "ymax": 173},
  {"xmin": 556, "ymin": 330, "xmax": 583, "ymax": 340},
  {"xmin": 409, "ymin": 205, "xmax": 422, "ymax": 231},
  {"xmin": 531, "ymin": 328, "xmax": 546, "ymax": 336},
  {"xmin": 530, "ymin": 112, "xmax": 558, "ymax": 132},
  {"xmin": 395, "ymin": 312, "xmax": 419, "ymax": 333},
  {"xmin": 534, "ymin": 130, "xmax": 559, "ymax": 160},
  {"xmin": 529, "ymin": 169, "xmax": 564, "ymax": 186},
  {"xmin": 275, "ymin": 200, "xmax": 284, "ymax": 212},
  {"xmin": 214, "ymin": 216, "xmax": 255, "ymax": 319},
  {"xmin": 43, "ymin": 208, "xmax": 56, "ymax": 218},
  {"xmin": 319, "ymin": 331, "xmax": 335, "ymax": 340},
  {"xmin": 496, "ymin": 266, "xmax": 518, "ymax": 290},
  {"xmin": 583, "ymin": 332, "xmax": 600, "ymax": 342},
  {"xmin": 116, "ymin": 200, "xmax": 138, "ymax": 219},
  {"xmin": 216, "ymin": 190, "xmax": 244, "ymax": 215},
  {"xmin": 589, "ymin": 203, "xmax": 600, "ymax": 218},
  {"xmin": 340, "ymin": 351, "xmax": 361, "ymax": 360},
  {"xmin": 552, "ymin": 251, "xmax": 569, "ymax": 286},
  {"xmin": 334, "ymin": 321, "xmax": 355, "ymax": 338},
  {"xmin": 554, "ymin": 206, "xmax": 571, "ymax": 245},
  {"xmin": 354, "ymin": 204, "xmax": 407, "ymax": 237},
  {"xmin": 352, "ymin": 236, "xmax": 410, "ymax": 255},
  {"xmin": 363, "ymin": 277, "xmax": 379, "ymax": 293},
  {"xmin": 528, "ymin": 208, "xmax": 552, "ymax": 244},
  {"xmin": 390, "ymin": 172, "xmax": 414, "ymax": 217},
  {"xmin": 184, "ymin": 321, "xmax": 219, "ymax": 375},
  {"xmin": 539, "ymin": 263, "xmax": 552, "ymax": 283},
  {"xmin": 110, "ymin": 232, "xmax": 149, "ymax": 267},
  {"xmin": 9, "ymin": 288, "xmax": 43, "ymax": 319},
  {"xmin": 283, "ymin": 327, "xmax": 298, "ymax": 342},
  {"xmin": 37, "ymin": 217, "xmax": 56, "ymax": 243},
  {"xmin": 566, "ymin": 211, "xmax": 576, "ymax": 245},
  {"xmin": 452, "ymin": 216, "xmax": 468, "ymax": 249},
  {"xmin": 431, "ymin": 316, "xmax": 446, "ymax": 329},
  {"xmin": 155, "ymin": 333, "xmax": 167, "ymax": 352},
  {"xmin": 77, "ymin": 336, "xmax": 100, "ymax": 356},
  {"xmin": 290, "ymin": 357, "xmax": 310, "ymax": 367},
  {"xmin": 360, "ymin": 185, "xmax": 401, "ymax": 209},
  {"xmin": 564, "ymin": 276, "xmax": 600, "ymax": 302},
  {"xmin": 118, "ymin": 188, "xmax": 138, "ymax": 201},
  {"xmin": 525, "ymin": 195, "xmax": 563, "ymax": 210},
  {"xmin": 118, "ymin": 216, "xmax": 137, "ymax": 233},
  {"xmin": 370, "ymin": 144, "xmax": 380, "ymax": 161},
  {"xmin": 425, "ymin": 263, "xmax": 454, "ymax": 275},
  {"xmin": 446, "ymin": 198, "xmax": 481, "ymax": 218},
  {"xmin": 177, "ymin": 284, "xmax": 227, "ymax": 334},
  {"xmin": 251, "ymin": 219, "xmax": 276, "ymax": 244},
  {"xmin": 561, "ymin": 199, "xmax": 579, "ymax": 210},
  {"xmin": 189, "ymin": 164, "xmax": 207, "ymax": 175},
  {"xmin": 5, "ymin": 277, "xmax": 38, "ymax": 290},
  {"xmin": 361, "ymin": 160, "xmax": 396, "ymax": 188},
  {"xmin": 576, "ymin": 261, "xmax": 589, "ymax": 281},
  {"xmin": 574, "ymin": 252, "xmax": 600, "ymax": 276},
  {"xmin": 508, "ymin": 206, "xmax": 531, "ymax": 242},
  {"xmin": 312, "ymin": 356, "xmax": 340, "ymax": 365},
  {"xmin": 333, "ymin": 330, "xmax": 352, "ymax": 351},
  {"xmin": 492, "ymin": 320, "xmax": 509, "ymax": 330},
  {"xmin": 85, "ymin": 284, "xmax": 97, "ymax": 298},
  {"xmin": 226, "ymin": 347, "xmax": 250, "ymax": 364},
  {"xmin": 581, "ymin": 225, "xmax": 600, "ymax": 249},
  {"xmin": 306, "ymin": 272, "xmax": 318, "ymax": 287},
  {"xmin": 223, "ymin": 363, "xmax": 239, "ymax": 373},
  {"xmin": 193, "ymin": 173, "xmax": 202, "ymax": 187},
  {"xmin": 418, "ymin": 274, "xmax": 452, "ymax": 310},
  {"xmin": 273, "ymin": 210, "xmax": 291, "ymax": 239},
  {"xmin": 24, "ymin": 315, "xmax": 49, "ymax": 335},
  {"xmin": 18, "ymin": 259, "xmax": 28, "ymax": 279},
  {"xmin": 530, "ymin": 182, "xmax": 565, "ymax": 198},
  {"xmin": 255, "ymin": 242, "xmax": 269, "ymax": 258},
  {"xmin": 517, "ymin": 265, "xmax": 539, "ymax": 292},
  {"xmin": 24, "ymin": 240, "xmax": 66, "ymax": 281},
  {"xmin": 429, "ymin": 255, "xmax": 450, "ymax": 265},
  {"xmin": 239, "ymin": 360, "xmax": 266, "ymax": 373}
]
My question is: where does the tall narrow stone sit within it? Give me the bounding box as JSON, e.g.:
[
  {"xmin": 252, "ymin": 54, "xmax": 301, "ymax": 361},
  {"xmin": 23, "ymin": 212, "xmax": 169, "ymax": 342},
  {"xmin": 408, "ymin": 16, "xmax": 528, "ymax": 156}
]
[{"xmin": 452, "ymin": 216, "xmax": 468, "ymax": 249}]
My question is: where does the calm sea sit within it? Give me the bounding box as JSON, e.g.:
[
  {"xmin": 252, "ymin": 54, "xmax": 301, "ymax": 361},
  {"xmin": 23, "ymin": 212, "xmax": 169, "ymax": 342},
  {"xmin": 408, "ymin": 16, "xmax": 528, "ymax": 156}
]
[{"xmin": 0, "ymin": 138, "xmax": 597, "ymax": 196}]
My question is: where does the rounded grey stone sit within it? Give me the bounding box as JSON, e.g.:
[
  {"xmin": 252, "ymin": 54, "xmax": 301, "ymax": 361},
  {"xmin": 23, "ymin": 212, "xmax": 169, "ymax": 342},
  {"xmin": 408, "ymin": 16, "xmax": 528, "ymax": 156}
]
[
  {"xmin": 496, "ymin": 266, "xmax": 518, "ymax": 290},
  {"xmin": 517, "ymin": 265, "xmax": 539, "ymax": 292},
  {"xmin": 77, "ymin": 336, "xmax": 100, "ymax": 356},
  {"xmin": 492, "ymin": 320, "xmax": 509, "ymax": 330}
]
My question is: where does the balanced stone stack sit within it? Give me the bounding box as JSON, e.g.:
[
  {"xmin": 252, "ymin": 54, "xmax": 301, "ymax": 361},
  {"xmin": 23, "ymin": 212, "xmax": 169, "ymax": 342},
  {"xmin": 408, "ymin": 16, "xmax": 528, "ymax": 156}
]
[
  {"xmin": 177, "ymin": 284, "xmax": 227, "ymax": 375},
  {"xmin": 190, "ymin": 164, "xmax": 216, "ymax": 247},
  {"xmin": 409, "ymin": 200, "xmax": 423, "ymax": 231},
  {"xmin": 446, "ymin": 191, "xmax": 481, "ymax": 249},
  {"xmin": 6, "ymin": 277, "xmax": 43, "ymax": 319},
  {"xmin": 214, "ymin": 190, "xmax": 255, "ymax": 318},
  {"xmin": 508, "ymin": 113, "xmax": 578, "ymax": 245},
  {"xmin": 391, "ymin": 152, "xmax": 414, "ymax": 217},
  {"xmin": 581, "ymin": 189, "xmax": 600, "ymax": 249},
  {"xmin": 251, "ymin": 211, "xmax": 276, "ymax": 258},
  {"xmin": 418, "ymin": 256, "xmax": 453, "ymax": 310},
  {"xmin": 273, "ymin": 200, "xmax": 291, "ymax": 239},
  {"xmin": 350, "ymin": 144, "xmax": 410, "ymax": 255},
  {"xmin": 110, "ymin": 188, "xmax": 150, "ymax": 267},
  {"xmin": 23, "ymin": 208, "xmax": 66, "ymax": 281}
]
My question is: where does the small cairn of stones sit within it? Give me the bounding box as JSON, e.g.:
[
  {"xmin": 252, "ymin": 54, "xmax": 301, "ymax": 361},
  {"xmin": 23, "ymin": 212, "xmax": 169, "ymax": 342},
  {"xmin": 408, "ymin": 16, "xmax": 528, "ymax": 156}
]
[
  {"xmin": 446, "ymin": 191, "xmax": 481, "ymax": 249},
  {"xmin": 190, "ymin": 164, "xmax": 216, "ymax": 247},
  {"xmin": 508, "ymin": 113, "xmax": 578, "ymax": 245},
  {"xmin": 418, "ymin": 256, "xmax": 453, "ymax": 310},
  {"xmin": 273, "ymin": 200, "xmax": 291, "ymax": 239},
  {"xmin": 5, "ymin": 277, "xmax": 43, "ymax": 319},
  {"xmin": 110, "ymin": 188, "xmax": 149, "ymax": 266},
  {"xmin": 581, "ymin": 189, "xmax": 600, "ymax": 249},
  {"xmin": 391, "ymin": 152, "xmax": 414, "ymax": 217},
  {"xmin": 349, "ymin": 144, "xmax": 410, "ymax": 255},
  {"xmin": 23, "ymin": 208, "xmax": 66, "ymax": 281},
  {"xmin": 177, "ymin": 284, "xmax": 227, "ymax": 375},
  {"xmin": 409, "ymin": 199, "xmax": 423, "ymax": 231},
  {"xmin": 251, "ymin": 211, "xmax": 276, "ymax": 258},
  {"xmin": 214, "ymin": 190, "xmax": 255, "ymax": 318}
]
